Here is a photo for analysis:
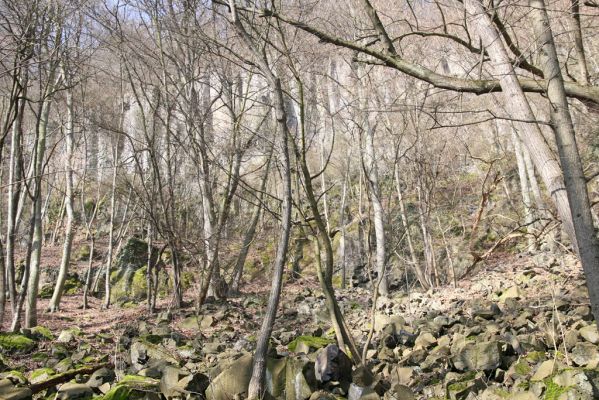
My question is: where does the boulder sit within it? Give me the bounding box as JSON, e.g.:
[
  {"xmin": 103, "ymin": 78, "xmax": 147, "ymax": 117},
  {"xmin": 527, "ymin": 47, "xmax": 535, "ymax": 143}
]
[
  {"xmin": 579, "ymin": 325, "xmax": 599, "ymax": 344},
  {"xmin": 451, "ymin": 340, "xmax": 502, "ymax": 372},
  {"xmin": 0, "ymin": 334, "xmax": 35, "ymax": 354},
  {"xmin": 572, "ymin": 342, "xmax": 599, "ymax": 367},
  {"xmin": 314, "ymin": 344, "xmax": 352, "ymax": 384},
  {"xmin": 0, "ymin": 378, "xmax": 31, "ymax": 400},
  {"xmin": 348, "ymin": 383, "xmax": 381, "ymax": 400},
  {"xmin": 285, "ymin": 355, "xmax": 317, "ymax": 400},
  {"xmin": 55, "ymin": 383, "xmax": 94, "ymax": 400},
  {"xmin": 101, "ymin": 375, "xmax": 161, "ymax": 400},
  {"xmin": 205, "ymin": 353, "xmax": 253, "ymax": 400}
]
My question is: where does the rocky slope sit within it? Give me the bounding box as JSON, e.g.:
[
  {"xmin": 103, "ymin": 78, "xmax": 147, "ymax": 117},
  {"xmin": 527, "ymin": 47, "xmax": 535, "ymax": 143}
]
[{"xmin": 0, "ymin": 251, "xmax": 597, "ymax": 399}]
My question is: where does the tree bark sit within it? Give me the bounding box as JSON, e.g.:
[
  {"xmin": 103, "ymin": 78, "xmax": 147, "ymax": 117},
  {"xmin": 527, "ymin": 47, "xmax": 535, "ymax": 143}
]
[
  {"xmin": 529, "ymin": 0, "xmax": 599, "ymax": 322},
  {"xmin": 49, "ymin": 72, "xmax": 75, "ymax": 312}
]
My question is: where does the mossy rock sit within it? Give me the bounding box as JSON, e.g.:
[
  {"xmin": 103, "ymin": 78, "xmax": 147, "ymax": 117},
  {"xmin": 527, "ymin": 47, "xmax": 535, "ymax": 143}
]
[
  {"xmin": 75, "ymin": 244, "xmax": 92, "ymax": 261},
  {"xmin": 181, "ymin": 271, "xmax": 195, "ymax": 290},
  {"xmin": 0, "ymin": 370, "xmax": 27, "ymax": 384},
  {"xmin": 39, "ymin": 274, "xmax": 82, "ymax": 298},
  {"xmin": 101, "ymin": 375, "xmax": 160, "ymax": 400},
  {"xmin": 288, "ymin": 336, "xmax": 333, "ymax": 353},
  {"xmin": 29, "ymin": 367, "xmax": 55, "ymax": 383},
  {"xmin": 0, "ymin": 333, "xmax": 35, "ymax": 353},
  {"xmin": 31, "ymin": 326, "xmax": 54, "ymax": 341}
]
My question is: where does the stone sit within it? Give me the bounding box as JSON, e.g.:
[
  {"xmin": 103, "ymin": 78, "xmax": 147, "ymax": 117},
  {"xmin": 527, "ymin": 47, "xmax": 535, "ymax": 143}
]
[
  {"xmin": 87, "ymin": 368, "xmax": 115, "ymax": 388},
  {"xmin": 205, "ymin": 353, "xmax": 253, "ymax": 400},
  {"xmin": 56, "ymin": 330, "xmax": 76, "ymax": 344},
  {"xmin": 0, "ymin": 334, "xmax": 35, "ymax": 353},
  {"xmin": 285, "ymin": 355, "xmax": 317, "ymax": 400},
  {"xmin": 55, "ymin": 383, "xmax": 94, "ymax": 400},
  {"xmin": 530, "ymin": 360, "xmax": 556, "ymax": 381},
  {"xmin": 451, "ymin": 341, "xmax": 502, "ymax": 372},
  {"xmin": 499, "ymin": 286, "xmax": 523, "ymax": 302},
  {"xmin": 288, "ymin": 336, "xmax": 332, "ymax": 354},
  {"xmin": 572, "ymin": 342, "xmax": 599, "ymax": 367},
  {"xmin": 579, "ymin": 325, "xmax": 599, "ymax": 344},
  {"xmin": 266, "ymin": 357, "xmax": 287, "ymax": 398},
  {"xmin": 385, "ymin": 384, "xmax": 415, "ymax": 400},
  {"xmin": 414, "ymin": 332, "xmax": 436, "ymax": 349},
  {"xmin": 102, "ymin": 375, "xmax": 161, "ymax": 400},
  {"xmin": 389, "ymin": 367, "xmax": 417, "ymax": 386},
  {"xmin": 375, "ymin": 315, "xmax": 406, "ymax": 333},
  {"xmin": 314, "ymin": 344, "xmax": 352, "ymax": 383},
  {"xmin": 0, "ymin": 378, "xmax": 32, "ymax": 400},
  {"xmin": 348, "ymin": 383, "xmax": 381, "ymax": 400},
  {"xmin": 54, "ymin": 357, "xmax": 74, "ymax": 373}
]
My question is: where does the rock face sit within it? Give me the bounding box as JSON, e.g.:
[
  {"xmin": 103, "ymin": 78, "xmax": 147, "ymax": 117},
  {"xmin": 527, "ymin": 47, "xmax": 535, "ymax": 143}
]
[{"xmin": 451, "ymin": 340, "xmax": 502, "ymax": 371}]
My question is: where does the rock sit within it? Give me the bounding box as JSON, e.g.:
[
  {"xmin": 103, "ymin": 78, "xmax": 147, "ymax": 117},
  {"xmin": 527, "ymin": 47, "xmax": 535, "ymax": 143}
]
[
  {"xmin": 389, "ymin": 367, "xmax": 417, "ymax": 386},
  {"xmin": 414, "ymin": 332, "xmax": 436, "ymax": 349},
  {"xmin": 572, "ymin": 342, "xmax": 599, "ymax": 367},
  {"xmin": 55, "ymin": 383, "xmax": 94, "ymax": 399},
  {"xmin": 385, "ymin": 384, "xmax": 415, "ymax": 400},
  {"xmin": 86, "ymin": 368, "xmax": 115, "ymax": 388},
  {"xmin": 0, "ymin": 334, "xmax": 35, "ymax": 353},
  {"xmin": 30, "ymin": 326, "xmax": 53, "ymax": 341},
  {"xmin": 0, "ymin": 378, "xmax": 31, "ymax": 400},
  {"xmin": 29, "ymin": 367, "xmax": 55, "ymax": 384},
  {"xmin": 266, "ymin": 357, "xmax": 287, "ymax": 398},
  {"xmin": 205, "ymin": 353, "xmax": 253, "ymax": 400},
  {"xmin": 499, "ymin": 286, "xmax": 523, "ymax": 302},
  {"xmin": 579, "ymin": 325, "xmax": 599, "ymax": 344},
  {"xmin": 102, "ymin": 375, "xmax": 161, "ymax": 400},
  {"xmin": 471, "ymin": 302, "xmax": 501, "ymax": 319},
  {"xmin": 375, "ymin": 315, "xmax": 405, "ymax": 333},
  {"xmin": 288, "ymin": 336, "xmax": 332, "ymax": 354},
  {"xmin": 446, "ymin": 373, "xmax": 484, "ymax": 400},
  {"xmin": 54, "ymin": 357, "xmax": 74, "ymax": 373},
  {"xmin": 314, "ymin": 344, "xmax": 352, "ymax": 383},
  {"xmin": 178, "ymin": 373, "xmax": 210, "ymax": 397},
  {"xmin": 159, "ymin": 366, "xmax": 189, "ymax": 398},
  {"xmin": 348, "ymin": 383, "xmax": 380, "ymax": 400},
  {"xmin": 285, "ymin": 355, "xmax": 317, "ymax": 400},
  {"xmin": 130, "ymin": 339, "xmax": 178, "ymax": 372},
  {"xmin": 56, "ymin": 330, "xmax": 76, "ymax": 344},
  {"xmin": 451, "ymin": 340, "xmax": 502, "ymax": 372},
  {"xmin": 509, "ymin": 393, "xmax": 539, "ymax": 400},
  {"xmin": 530, "ymin": 360, "xmax": 556, "ymax": 381},
  {"xmin": 309, "ymin": 391, "xmax": 338, "ymax": 400}
]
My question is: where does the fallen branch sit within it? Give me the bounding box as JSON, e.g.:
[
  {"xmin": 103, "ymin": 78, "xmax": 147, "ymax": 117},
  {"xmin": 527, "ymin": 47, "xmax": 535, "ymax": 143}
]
[{"xmin": 30, "ymin": 362, "xmax": 112, "ymax": 394}]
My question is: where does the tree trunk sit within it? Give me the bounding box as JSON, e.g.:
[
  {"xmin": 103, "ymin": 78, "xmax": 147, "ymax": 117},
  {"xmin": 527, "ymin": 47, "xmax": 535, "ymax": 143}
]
[
  {"xmin": 48, "ymin": 76, "xmax": 75, "ymax": 312},
  {"xmin": 529, "ymin": 0, "xmax": 599, "ymax": 322},
  {"xmin": 25, "ymin": 93, "xmax": 52, "ymax": 328},
  {"xmin": 103, "ymin": 142, "xmax": 119, "ymax": 309},
  {"xmin": 464, "ymin": 0, "xmax": 576, "ymax": 252}
]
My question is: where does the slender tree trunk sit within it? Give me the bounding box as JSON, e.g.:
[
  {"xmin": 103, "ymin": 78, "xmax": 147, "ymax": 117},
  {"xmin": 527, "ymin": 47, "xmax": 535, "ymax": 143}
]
[
  {"xmin": 49, "ymin": 78, "xmax": 75, "ymax": 312},
  {"xmin": 103, "ymin": 142, "xmax": 119, "ymax": 309},
  {"xmin": 395, "ymin": 166, "xmax": 430, "ymax": 289},
  {"xmin": 530, "ymin": 0, "xmax": 599, "ymax": 323},
  {"xmin": 25, "ymin": 95, "xmax": 52, "ymax": 328},
  {"xmin": 570, "ymin": 0, "xmax": 590, "ymax": 85}
]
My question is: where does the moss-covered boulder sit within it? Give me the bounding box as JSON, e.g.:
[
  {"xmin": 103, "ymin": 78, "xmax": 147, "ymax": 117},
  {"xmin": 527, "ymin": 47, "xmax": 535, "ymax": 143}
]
[
  {"xmin": 101, "ymin": 375, "xmax": 161, "ymax": 400},
  {"xmin": 288, "ymin": 336, "xmax": 333, "ymax": 354},
  {"xmin": 0, "ymin": 333, "xmax": 35, "ymax": 354},
  {"xmin": 110, "ymin": 237, "xmax": 164, "ymax": 303}
]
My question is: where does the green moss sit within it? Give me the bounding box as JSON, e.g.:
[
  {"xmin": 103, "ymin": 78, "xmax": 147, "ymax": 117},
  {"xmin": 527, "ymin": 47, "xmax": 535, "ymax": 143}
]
[
  {"xmin": 543, "ymin": 379, "xmax": 571, "ymax": 400},
  {"xmin": 181, "ymin": 271, "xmax": 195, "ymax": 290},
  {"xmin": 130, "ymin": 265, "xmax": 147, "ymax": 299},
  {"xmin": 119, "ymin": 375, "xmax": 159, "ymax": 390},
  {"xmin": 76, "ymin": 244, "xmax": 91, "ymax": 261},
  {"xmin": 526, "ymin": 351, "xmax": 546, "ymax": 363},
  {"xmin": 2, "ymin": 370, "xmax": 27, "ymax": 384},
  {"xmin": 101, "ymin": 385, "xmax": 131, "ymax": 400},
  {"xmin": 29, "ymin": 367, "xmax": 55, "ymax": 382},
  {"xmin": 0, "ymin": 333, "xmax": 35, "ymax": 353},
  {"xmin": 447, "ymin": 381, "xmax": 469, "ymax": 392},
  {"xmin": 31, "ymin": 326, "xmax": 54, "ymax": 340},
  {"xmin": 514, "ymin": 361, "xmax": 532, "ymax": 375},
  {"xmin": 288, "ymin": 336, "xmax": 333, "ymax": 352}
]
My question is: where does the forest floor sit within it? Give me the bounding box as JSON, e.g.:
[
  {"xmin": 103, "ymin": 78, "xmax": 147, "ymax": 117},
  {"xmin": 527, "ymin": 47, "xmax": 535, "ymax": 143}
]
[{"xmin": 0, "ymin": 245, "xmax": 595, "ymax": 400}]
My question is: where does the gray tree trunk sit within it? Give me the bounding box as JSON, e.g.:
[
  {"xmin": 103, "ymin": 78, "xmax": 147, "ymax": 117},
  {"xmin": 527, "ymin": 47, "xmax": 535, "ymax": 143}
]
[{"xmin": 529, "ymin": 0, "xmax": 599, "ymax": 322}]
